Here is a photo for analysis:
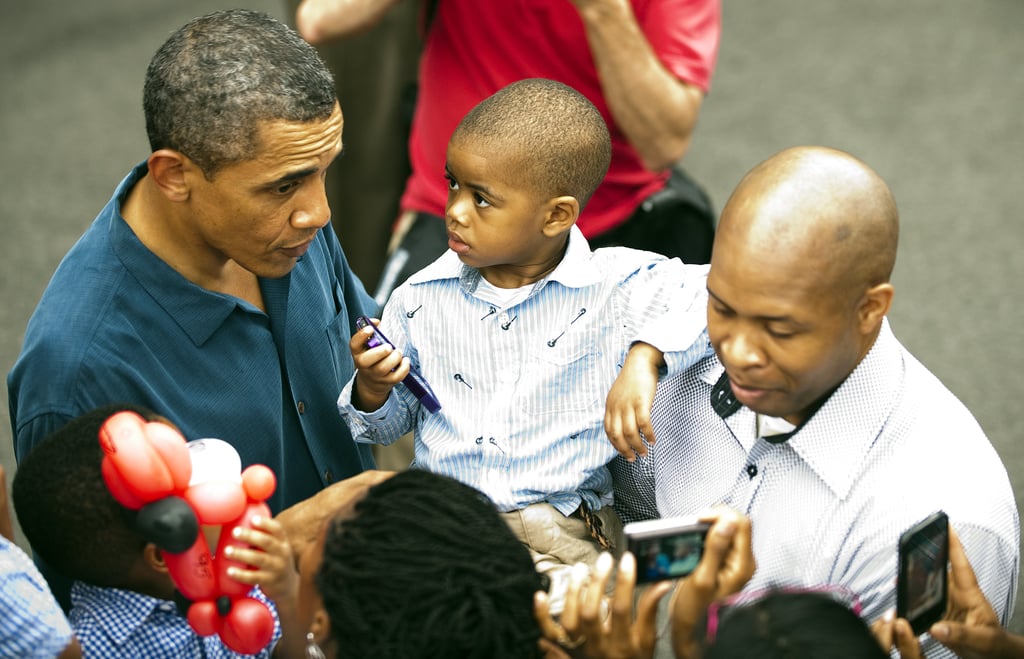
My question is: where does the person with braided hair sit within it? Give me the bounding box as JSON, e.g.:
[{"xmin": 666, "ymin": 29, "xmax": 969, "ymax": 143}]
[{"xmin": 296, "ymin": 469, "xmax": 546, "ymax": 659}]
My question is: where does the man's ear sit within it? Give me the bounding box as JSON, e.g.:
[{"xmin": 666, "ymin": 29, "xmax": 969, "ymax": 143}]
[
  {"xmin": 146, "ymin": 149, "xmax": 196, "ymax": 202},
  {"xmin": 857, "ymin": 282, "xmax": 894, "ymax": 334},
  {"xmin": 542, "ymin": 195, "xmax": 580, "ymax": 237}
]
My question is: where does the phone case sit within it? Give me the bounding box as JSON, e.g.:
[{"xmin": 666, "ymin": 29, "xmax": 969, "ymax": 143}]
[{"xmin": 355, "ymin": 316, "xmax": 442, "ymax": 413}]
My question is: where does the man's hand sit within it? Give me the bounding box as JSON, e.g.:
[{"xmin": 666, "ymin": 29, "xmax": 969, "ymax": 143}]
[
  {"xmin": 535, "ymin": 553, "xmax": 672, "ymax": 659},
  {"xmin": 350, "ymin": 318, "xmax": 409, "ymax": 412},
  {"xmin": 872, "ymin": 527, "xmax": 1023, "ymax": 659},
  {"xmin": 605, "ymin": 342, "xmax": 663, "ymax": 461},
  {"xmin": 670, "ymin": 507, "xmax": 755, "ymax": 659}
]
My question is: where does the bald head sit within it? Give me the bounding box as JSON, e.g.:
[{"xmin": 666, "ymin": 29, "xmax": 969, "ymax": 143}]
[{"xmin": 716, "ymin": 146, "xmax": 899, "ymax": 298}]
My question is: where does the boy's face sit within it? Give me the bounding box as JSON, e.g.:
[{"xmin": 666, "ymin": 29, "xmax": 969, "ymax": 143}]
[{"xmin": 444, "ymin": 134, "xmax": 568, "ymax": 288}]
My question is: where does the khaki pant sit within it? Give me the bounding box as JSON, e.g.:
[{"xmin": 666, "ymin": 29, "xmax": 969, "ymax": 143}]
[{"xmin": 502, "ymin": 502, "xmax": 624, "ymax": 614}]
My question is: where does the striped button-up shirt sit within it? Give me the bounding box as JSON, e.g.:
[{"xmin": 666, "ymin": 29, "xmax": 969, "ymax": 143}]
[{"xmin": 339, "ymin": 226, "xmax": 711, "ymax": 515}]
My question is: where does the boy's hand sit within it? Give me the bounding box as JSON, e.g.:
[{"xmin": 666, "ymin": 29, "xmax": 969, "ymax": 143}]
[
  {"xmin": 349, "ymin": 318, "xmax": 410, "ymax": 411},
  {"xmin": 223, "ymin": 515, "xmax": 298, "ymax": 604},
  {"xmin": 605, "ymin": 342, "xmax": 662, "ymax": 461}
]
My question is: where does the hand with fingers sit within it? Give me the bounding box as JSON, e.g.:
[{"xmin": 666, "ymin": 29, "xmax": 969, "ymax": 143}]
[
  {"xmin": 223, "ymin": 515, "xmax": 305, "ymax": 659},
  {"xmin": 873, "ymin": 527, "xmax": 1024, "ymax": 659},
  {"xmin": 536, "ymin": 553, "xmax": 673, "ymax": 659},
  {"xmin": 349, "ymin": 317, "xmax": 409, "ymax": 412},
  {"xmin": 669, "ymin": 507, "xmax": 756, "ymax": 659},
  {"xmin": 604, "ymin": 342, "xmax": 664, "ymax": 462}
]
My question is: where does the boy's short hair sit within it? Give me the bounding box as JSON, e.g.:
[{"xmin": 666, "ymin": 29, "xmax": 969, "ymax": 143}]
[
  {"xmin": 12, "ymin": 403, "xmax": 159, "ymax": 587},
  {"xmin": 452, "ymin": 78, "xmax": 612, "ymax": 209},
  {"xmin": 316, "ymin": 469, "xmax": 545, "ymax": 658}
]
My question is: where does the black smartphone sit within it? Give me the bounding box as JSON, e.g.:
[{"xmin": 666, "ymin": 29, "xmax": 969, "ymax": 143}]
[
  {"xmin": 624, "ymin": 516, "xmax": 712, "ymax": 584},
  {"xmin": 897, "ymin": 510, "xmax": 949, "ymax": 635}
]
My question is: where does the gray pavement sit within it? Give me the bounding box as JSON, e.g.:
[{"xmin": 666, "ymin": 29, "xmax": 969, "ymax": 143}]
[{"xmin": 3, "ymin": 0, "xmax": 1022, "ymax": 634}]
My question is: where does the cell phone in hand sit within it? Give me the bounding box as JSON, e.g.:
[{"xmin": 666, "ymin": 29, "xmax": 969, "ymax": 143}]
[
  {"xmin": 355, "ymin": 316, "xmax": 441, "ymax": 413},
  {"xmin": 897, "ymin": 510, "xmax": 949, "ymax": 635},
  {"xmin": 624, "ymin": 516, "xmax": 712, "ymax": 583}
]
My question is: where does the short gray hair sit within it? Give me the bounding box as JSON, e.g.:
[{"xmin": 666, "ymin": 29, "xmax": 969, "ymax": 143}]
[{"xmin": 143, "ymin": 9, "xmax": 337, "ymax": 176}]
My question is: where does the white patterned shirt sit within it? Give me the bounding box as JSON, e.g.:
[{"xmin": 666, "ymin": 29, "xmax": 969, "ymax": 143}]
[
  {"xmin": 615, "ymin": 320, "xmax": 1019, "ymax": 658},
  {"xmin": 338, "ymin": 226, "xmax": 711, "ymax": 514}
]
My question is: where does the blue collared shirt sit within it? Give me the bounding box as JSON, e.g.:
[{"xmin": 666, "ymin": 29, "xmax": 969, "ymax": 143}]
[
  {"xmin": 339, "ymin": 227, "xmax": 711, "ymax": 514},
  {"xmin": 69, "ymin": 581, "xmax": 279, "ymax": 658},
  {"xmin": 0, "ymin": 537, "xmax": 73, "ymax": 658},
  {"xmin": 9, "ymin": 163, "xmax": 377, "ymax": 514}
]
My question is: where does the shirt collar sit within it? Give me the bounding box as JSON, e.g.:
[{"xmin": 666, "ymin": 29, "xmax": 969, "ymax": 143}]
[
  {"xmin": 707, "ymin": 320, "xmax": 904, "ymax": 499},
  {"xmin": 405, "ymin": 226, "xmax": 600, "ymax": 296},
  {"xmin": 71, "ymin": 581, "xmax": 170, "ymax": 645},
  {"xmin": 108, "ymin": 162, "xmax": 251, "ymax": 347},
  {"xmin": 787, "ymin": 320, "xmax": 903, "ymax": 498}
]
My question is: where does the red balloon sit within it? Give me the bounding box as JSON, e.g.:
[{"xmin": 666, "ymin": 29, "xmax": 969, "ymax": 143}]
[
  {"xmin": 99, "ymin": 412, "xmax": 176, "ymax": 503},
  {"xmin": 184, "ymin": 481, "xmax": 247, "ymax": 526},
  {"xmin": 219, "ymin": 597, "xmax": 276, "ymax": 656},
  {"xmin": 186, "ymin": 599, "xmax": 222, "ymax": 637},
  {"xmin": 144, "ymin": 421, "xmax": 192, "ymax": 492},
  {"xmin": 162, "ymin": 532, "xmax": 218, "ymax": 602},
  {"xmin": 101, "ymin": 456, "xmax": 146, "ymax": 510},
  {"xmin": 241, "ymin": 465, "xmax": 276, "ymax": 503}
]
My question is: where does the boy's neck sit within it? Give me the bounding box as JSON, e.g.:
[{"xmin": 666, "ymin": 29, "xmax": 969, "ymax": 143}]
[{"xmin": 479, "ymin": 234, "xmax": 569, "ymax": 289}]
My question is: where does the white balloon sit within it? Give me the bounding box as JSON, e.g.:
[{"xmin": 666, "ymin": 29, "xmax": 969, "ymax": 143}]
[{"xmin": 186, "ymin": 438, "xmax": 242, "ymax": 486}]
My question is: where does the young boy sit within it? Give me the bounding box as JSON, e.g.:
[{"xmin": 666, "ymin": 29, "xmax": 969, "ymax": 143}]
[
  {"xmin": 337, "ymin": 78, "xmax": 710, "ymax": 600},
  {"xmin": 12, "ymin": 404, "xmax": 303, "ymax": 658}
]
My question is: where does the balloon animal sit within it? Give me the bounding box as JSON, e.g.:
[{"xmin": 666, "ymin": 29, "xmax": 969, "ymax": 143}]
[{"xmin": 99, "ymin": 410, "xmax": 278, "ymax": 655}]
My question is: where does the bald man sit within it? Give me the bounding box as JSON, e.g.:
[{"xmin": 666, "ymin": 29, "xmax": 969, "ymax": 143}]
[{"xmin": 609, "ymin": 147, "xmax": 1019, "ymax": 656}]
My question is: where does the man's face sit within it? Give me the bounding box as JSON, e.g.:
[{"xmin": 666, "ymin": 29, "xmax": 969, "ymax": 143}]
[
  {"xmin": 706, "ymin": 234, "xmax": 865, "ymax": 426},
  {"xmin": 183, "ymin": 104, "xmax": 344, "ymax": 279}
]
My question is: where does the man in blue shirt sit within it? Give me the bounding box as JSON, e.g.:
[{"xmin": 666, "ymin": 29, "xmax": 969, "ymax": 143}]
[{"xmin": 7, "ymin": 9, "xmax": 376, "ymax": 604}]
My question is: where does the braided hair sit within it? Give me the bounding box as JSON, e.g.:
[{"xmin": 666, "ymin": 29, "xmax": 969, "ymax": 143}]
[{"xmin": 315, "ymin": 469, "xmax": 544, "ymax": 658}]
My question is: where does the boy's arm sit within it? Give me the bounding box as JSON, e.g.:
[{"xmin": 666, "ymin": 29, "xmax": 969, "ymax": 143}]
[
  {"xmin": 223, "ymin": 516, "xmax": 302, "ymax": 658},
  {"xmin": 605, "ymin": 342, "xmax": 663, "ymax": 461}
]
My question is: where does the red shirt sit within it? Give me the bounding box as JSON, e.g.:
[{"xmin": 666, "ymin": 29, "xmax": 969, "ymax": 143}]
[{"xmin": 400, "ymin": 0, "xmax": 721, "ymax": 236}]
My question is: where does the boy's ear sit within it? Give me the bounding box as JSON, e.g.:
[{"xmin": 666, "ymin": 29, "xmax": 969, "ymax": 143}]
[
  {"xmin": 146, "ymin": 149, "xmax": 197, "ymax": 202},
  {"xmin": 542, "ymin": 195, "xmax": 580, "ymax": 237},
  {"xmin": 144, "ymin": 543, "xmax": 170, "ymax": 574}
]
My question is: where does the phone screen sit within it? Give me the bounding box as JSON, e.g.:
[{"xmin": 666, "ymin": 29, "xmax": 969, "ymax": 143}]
[
  {"xmin": 625, "ymin": 518, "xmax": 711, "ymax": 584},
  {"xmin": 897, "ymin": 511, "xmax": 949, "ymax": 635}
]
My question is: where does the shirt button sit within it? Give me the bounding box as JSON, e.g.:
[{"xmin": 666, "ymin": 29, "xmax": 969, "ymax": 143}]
[
  {"xmin": 297, "ymin": 401, "xmax": 306, "ymax": 414},
  {"xmin": 324, "ymin": 469, "xmax": 334, "ymax": 483},
  {"xmin": 746, "ymin": 464, "xmax": 758, "ymax": 479}
]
